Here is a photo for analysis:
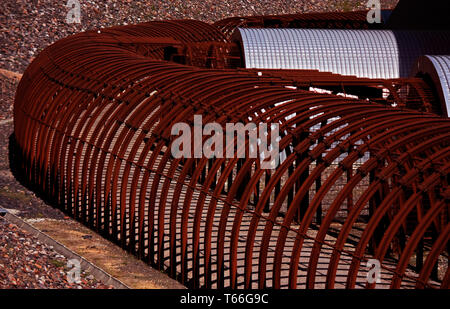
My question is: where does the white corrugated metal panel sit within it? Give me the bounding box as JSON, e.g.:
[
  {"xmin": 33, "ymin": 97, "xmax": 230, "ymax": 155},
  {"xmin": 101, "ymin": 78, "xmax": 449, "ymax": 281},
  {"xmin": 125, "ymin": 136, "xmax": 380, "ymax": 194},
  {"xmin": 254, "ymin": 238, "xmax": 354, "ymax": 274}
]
[
  {"xmin": 238, "ymin": 28, "xmax": 450, "ymax": 79},
  {"xmin": 420, "ymin": 55, "xmax": 450, "ymax": 116}
]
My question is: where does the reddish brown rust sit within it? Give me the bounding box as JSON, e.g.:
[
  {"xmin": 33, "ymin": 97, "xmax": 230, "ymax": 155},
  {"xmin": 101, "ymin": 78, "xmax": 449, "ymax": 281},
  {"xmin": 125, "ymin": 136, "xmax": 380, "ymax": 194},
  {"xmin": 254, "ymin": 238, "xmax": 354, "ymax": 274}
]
[
  {"xmin": 13, "ymin": 19, "xmax": 449, "ymax": 289},
  {"xmin": 214, "ymin": 10, "xmax": 381, "ymax": 39}
]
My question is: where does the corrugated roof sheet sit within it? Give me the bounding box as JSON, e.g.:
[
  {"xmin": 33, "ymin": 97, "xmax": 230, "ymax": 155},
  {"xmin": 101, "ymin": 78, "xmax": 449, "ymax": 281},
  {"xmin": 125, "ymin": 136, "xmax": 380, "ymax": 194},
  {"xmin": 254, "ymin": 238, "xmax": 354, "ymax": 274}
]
[
  {"xmin": 238, "ymin": 28, "xmax": 450, "ymax": 79},
  {"xmin": 418, "ymin": 55, "xmax": 450, "ymax": 116}
]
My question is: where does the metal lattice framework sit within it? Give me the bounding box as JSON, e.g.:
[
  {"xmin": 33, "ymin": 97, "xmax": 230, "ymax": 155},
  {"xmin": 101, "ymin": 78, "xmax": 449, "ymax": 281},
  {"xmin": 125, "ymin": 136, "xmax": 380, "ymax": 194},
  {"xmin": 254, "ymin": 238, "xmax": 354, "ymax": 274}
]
[{"xmin": 13, "ymin": 20, "xmax": 449, "ymax": 289}]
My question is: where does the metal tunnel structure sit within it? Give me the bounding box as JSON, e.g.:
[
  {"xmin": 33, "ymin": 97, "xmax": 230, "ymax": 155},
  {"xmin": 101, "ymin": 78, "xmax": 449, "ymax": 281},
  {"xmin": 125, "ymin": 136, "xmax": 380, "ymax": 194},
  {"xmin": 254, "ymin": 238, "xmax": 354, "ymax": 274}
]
[
  {"xmin": 13, "ymin": 7, "xmax": 450, "ymax": 289},
  {"xmin": 413, "ymin": 55, "xmax": 450, "ymax": 117}
]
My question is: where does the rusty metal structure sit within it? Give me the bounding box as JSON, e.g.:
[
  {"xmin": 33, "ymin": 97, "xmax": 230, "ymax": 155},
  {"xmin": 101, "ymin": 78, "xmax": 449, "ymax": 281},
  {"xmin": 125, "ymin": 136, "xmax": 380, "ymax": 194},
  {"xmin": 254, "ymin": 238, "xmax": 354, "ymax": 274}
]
[
  {"xmin": 214, "ymin": 10, "xmax": 389, "ymax": 39},
  {"xmin": 237, "ymin": 28, "xmax": 450, "ymax": 78},
  {"xmin": 13, "ymin": 8, "xmax": 450, "ymax": 289}
]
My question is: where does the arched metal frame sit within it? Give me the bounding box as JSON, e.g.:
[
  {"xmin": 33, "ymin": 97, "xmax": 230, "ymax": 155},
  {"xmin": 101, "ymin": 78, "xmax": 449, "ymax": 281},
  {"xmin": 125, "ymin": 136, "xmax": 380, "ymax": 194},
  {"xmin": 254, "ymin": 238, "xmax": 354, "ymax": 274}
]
[
  {"xmin": 13, "ymin": 20, "xmax": 449, "ymax": 289},
  {"xmin": 214, "ymin": 10, "xmax": 386, "ymax": 39}
]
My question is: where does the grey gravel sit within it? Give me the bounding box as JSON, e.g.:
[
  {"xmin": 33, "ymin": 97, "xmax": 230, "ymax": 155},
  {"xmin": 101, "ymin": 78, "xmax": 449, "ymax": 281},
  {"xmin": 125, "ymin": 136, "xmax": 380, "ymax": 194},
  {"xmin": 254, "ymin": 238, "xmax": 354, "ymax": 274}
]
[{"xmin": 0, "ymin": 217, "xmax": 114, "ymax": 288}]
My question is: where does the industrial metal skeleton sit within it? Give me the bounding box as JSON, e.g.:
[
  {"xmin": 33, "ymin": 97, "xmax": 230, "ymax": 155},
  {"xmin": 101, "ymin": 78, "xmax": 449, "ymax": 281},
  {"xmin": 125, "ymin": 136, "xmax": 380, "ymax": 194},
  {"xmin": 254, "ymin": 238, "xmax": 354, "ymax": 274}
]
[{"xmin": 13, "ymin": 13, "xmax": 450, "ymax": 288}]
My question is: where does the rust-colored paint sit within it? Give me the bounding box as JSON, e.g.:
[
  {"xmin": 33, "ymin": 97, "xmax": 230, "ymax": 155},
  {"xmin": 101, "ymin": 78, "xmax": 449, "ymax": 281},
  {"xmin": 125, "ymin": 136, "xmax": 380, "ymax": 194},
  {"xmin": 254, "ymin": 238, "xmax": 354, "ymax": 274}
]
[{"xmin": 13, "ymin": 19, "xmax": 449, "ymax": 289}]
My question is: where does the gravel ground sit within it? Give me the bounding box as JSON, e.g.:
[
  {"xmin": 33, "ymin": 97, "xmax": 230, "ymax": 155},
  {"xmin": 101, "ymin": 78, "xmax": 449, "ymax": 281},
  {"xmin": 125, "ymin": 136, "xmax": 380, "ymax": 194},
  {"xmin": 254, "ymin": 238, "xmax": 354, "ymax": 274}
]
[
  {"xmin": 1, "ymin": 0, "xmax": 399, "ymax": 73},
  {"xmin": 0, "ymin": 217, "xmax": 113, "ymax": 288}
]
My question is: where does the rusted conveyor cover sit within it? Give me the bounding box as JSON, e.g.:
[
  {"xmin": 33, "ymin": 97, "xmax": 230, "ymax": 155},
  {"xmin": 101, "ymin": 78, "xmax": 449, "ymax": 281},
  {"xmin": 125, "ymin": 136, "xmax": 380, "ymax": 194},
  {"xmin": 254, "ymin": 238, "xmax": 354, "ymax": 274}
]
[{"xmin": 236, "ymin": 28, "xmax": 450, "ymax": 79}]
